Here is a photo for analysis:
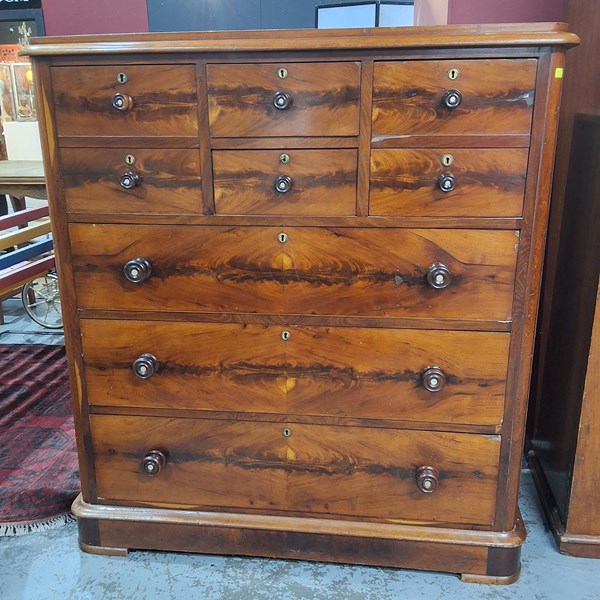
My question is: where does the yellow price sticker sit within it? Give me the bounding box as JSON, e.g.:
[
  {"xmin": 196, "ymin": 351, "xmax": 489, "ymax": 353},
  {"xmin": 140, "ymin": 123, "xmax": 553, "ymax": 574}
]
[{"xmin": 555, "ymin": 67, "xmax": 564, "ymax": 79}]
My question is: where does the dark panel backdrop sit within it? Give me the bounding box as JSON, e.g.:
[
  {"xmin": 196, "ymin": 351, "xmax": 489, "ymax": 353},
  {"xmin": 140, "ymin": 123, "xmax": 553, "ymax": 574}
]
[{"xmin": 147, "ymin": 0, "xmax": 355, "ymax": 32}]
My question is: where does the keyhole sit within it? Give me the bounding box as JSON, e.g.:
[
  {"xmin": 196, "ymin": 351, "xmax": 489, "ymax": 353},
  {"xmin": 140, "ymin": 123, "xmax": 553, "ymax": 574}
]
[
  {"xmin": 278, "ymin": 68, "xmax": 288, "ymax": 79},
  {"xmin": 441, "ymin": 154, "xmax": 454, "ymax": 167},
  {"xmin": 117, "ymin": 72, "xmax": 128, "ymax": 84},
  {"xmin": 282, "ymin": 428, "xmax": 292, "ymax": 437},
  {"xmin": 448, "ymin": 68, "xmax": 459, "ymax": 80},
  {"xmin": 125, "ymin": 154, "xmax": 136, "ymax": 165},
  {"xmin": 279, "ymin": 153, "xmax": 290, "ymax": 164},
  {"xmin": 278, "ymin": 232, "xmax": 288, "ymax": 243},
  {"xmin": 281, "ymin": 331, "xmax": 291, "ymax": 341}
]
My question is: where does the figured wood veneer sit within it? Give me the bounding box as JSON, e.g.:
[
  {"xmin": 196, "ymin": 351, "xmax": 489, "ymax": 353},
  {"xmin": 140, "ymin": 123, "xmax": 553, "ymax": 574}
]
[{"xmin": 26, "ymin": 23, "xmax": 576, "ymax": 583}]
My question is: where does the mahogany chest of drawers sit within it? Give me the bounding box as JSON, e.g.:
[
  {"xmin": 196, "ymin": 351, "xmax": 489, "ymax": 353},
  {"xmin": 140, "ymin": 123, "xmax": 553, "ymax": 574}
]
[{"xmin": 26, "ymin": 23, "xmax": 577, "ymax": 584}]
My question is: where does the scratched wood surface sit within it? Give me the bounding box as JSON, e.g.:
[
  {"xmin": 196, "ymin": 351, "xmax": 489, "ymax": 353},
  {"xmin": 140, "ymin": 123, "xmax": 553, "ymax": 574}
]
[
  {"xmin": 91, "ymin": 414, "xmax": 500, "ymax": 525},
  {"xmin": 69, "ymin": 224, "xmax": 517, "ymax": 320},
  {"xmin": 207, "ymin": 62, "xmax": 360, "ymax": 137},
  {"xmin": 52, "ymin": 65, "xmax": 199, "ymax": 137},
  {"xmin": 213, "ymin": 149, "xmax": 358, "ymax": 216},
  {"xmin": 372, "ymin": 59, "xmax": 537, "ymax": 136},
  {"xmin": 370, "ymin": 148, "xmax": 528, "ymax": 217},
  {"xmin": 61, "ymin": 148, "xmax": 203, "ymax": 214},
  {"xmin": 81, "ymin": 319, "xmax": 509, "ymax": 426}
]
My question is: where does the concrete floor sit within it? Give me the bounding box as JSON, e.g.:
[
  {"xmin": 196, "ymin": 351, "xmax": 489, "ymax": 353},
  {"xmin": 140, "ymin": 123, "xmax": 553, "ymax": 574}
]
[{"xmin": 1, "ymin": 297, "xmax": 599, "ymax": 599}]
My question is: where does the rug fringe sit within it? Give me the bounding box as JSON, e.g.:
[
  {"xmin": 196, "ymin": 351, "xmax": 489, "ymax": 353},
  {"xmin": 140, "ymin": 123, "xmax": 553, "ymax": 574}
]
[{"xmin": 0, "ymin": 512, "xmax": 76, "ymax": 537}]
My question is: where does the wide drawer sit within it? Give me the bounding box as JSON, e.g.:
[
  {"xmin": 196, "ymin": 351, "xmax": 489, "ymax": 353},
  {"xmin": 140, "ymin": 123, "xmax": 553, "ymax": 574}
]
[
  {"xmin": 61, "ymin": 148, "xmax": 202, "ymax": 214},
  {"xmin": 52, "ymin": 65, "xmax": 199, "ymax": 137},
  {"xmin": 92, "ymin": 415, "xmax": 500, "ymax": 525},
  {"xmin": 372, "ymin": 59, "xmax": 537, "ymax": 136},
  {"xmin": 370, "ymin": 148, "xmax": 528, "ymax": 217},
  {"xmin": 207, "ymin": 62, "xmax": 360, "ymax": 137},
  {"xmin": 69, "ymin": 225, "xmax": 518, "ymax": 321},
  {"xmin": 213, "ymin": 149, "xmax": 357, "ymax": 216},
  {"xmin": 81, "ymin": 320, "xmax": 509, "ymax": 426}
]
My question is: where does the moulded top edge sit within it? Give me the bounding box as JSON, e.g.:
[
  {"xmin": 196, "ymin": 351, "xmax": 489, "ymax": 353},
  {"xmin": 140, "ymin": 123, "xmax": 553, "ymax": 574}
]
[{"xmin": 22, "ymin": 23, "xmax": 579, "ymax": 57}]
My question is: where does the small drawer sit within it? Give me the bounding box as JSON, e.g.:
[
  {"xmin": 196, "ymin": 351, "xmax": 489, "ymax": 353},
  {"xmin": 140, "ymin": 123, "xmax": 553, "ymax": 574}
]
[
  {"xmin": 81, "ymin": 320, "xmax": 509, "ymax": 427},
  {"xmin": 213, "ymin": 149, "xmax": 357, "ymax": 216},
  {"xmin": 372, "ymin": 59, "xmax": 537, "ymax": 136},
  {"xmin": 52, "ymin": 65, "xmax": 198, "ymax": 137},
  {"xmin": 61, "ymin": 148, "xmax": 202, "ymax": 214},
  {"xmin": 207, "ymin": 62, "xmax": 360, "ymax": 137},
  {"xmin": 92, "ymin": 415, "xmax": 500, "ymax": 525},
  {"xmin": 69, "ymin": 225, "xmax": 518, "ymax": 321},
  {"xmin": 370, "ymin": 148, "xmax": 528, "ymax": 217}
]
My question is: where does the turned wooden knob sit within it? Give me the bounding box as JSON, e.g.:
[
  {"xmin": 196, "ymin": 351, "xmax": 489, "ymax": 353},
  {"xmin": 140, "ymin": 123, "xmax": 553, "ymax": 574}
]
[
  {"xmin": 426, "ymin": 263, "xmax": 452, "ymax": 289},
  {"xmin": 437, "ymin": 172, "xmax": 456, "ymax": 192},
  {"xmin": 442, "ymin": 89, "xmax": 462, "ymax": 109},
  {"xmin": 274, "ymin": 175, "xmax": 293, "ymax": 193},
  {"xmin": 120, "ymin": 170, "xmax": 142, "ymax": 190},
  {"xmin": 273, "ymin": 91, "xmax": 292, "ymax": 110},
  {"xmin": 141, "ymin": 450, "xmax": 167, "ymax": 476},
  {"xmin": 416, "ymin": 466, "xmax": 439, "ymax": 494},
  {"xmin": 132, "ymin": 353, "xmax": 158, "ymax": 379},
  {"xmin": 422, "ymin": 365, "xmax": 447, "ymax": 393},
  {"xmin": 112, "ymin": 92, "xmax": 134, "ymax": 112},
  {"xmin": 123, "ymin": 258, "xmax": 152, "ymax": 284}
]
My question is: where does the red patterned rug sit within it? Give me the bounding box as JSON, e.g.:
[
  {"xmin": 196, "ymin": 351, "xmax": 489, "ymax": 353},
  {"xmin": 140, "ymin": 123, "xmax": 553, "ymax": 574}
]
[{"xmin": 0, "ymin": 344, "xmax": 79, "ymax": 536}]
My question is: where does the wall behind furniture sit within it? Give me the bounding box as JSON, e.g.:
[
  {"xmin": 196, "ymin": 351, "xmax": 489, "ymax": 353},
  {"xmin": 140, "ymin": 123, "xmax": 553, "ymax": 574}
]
[
  {"xmin": 42, "ymin": 0, "xmax": 148, "ymax": 35},
  {"xmin": 448, "ymin": 0, "xmax": 566, "ymax": 23},
  {"xmin": 147, "ymin": 0, "xmax": 430, "ymax": 32}
]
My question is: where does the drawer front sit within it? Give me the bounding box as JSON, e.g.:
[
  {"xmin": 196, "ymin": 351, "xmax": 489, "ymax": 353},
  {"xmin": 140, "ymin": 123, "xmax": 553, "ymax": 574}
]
[
  {"xmin": 286, "ymin": 327, "xmax": 509, "ymax": 426},
  {"xmin": 61, "ymin": 148, "xmax": 202, "ymax": 214},
  {"xmin": 69, "ymin": 225, "xmax": 283, "ymax": 314},
  {"xmin": 52, "ymin": 65, "xmax": 199, "ymax": 137},
  {"xmin": 370, "ymin": 148, "xmax": 528, "ymax": 217},
  {"xmin": 70, "ymin": 225, "xmax": 517, "ymax": 320},
  {"xmin": 92, "ymin": 415, "xmax": 288, "ymax": 511},
  {"xmin": 82, "ymin": 320, "xmax": 286, "ymax": 412},
  {"xmin": 280, "ymin": 227, "xmax": 517, "ymax": 320},
  {"xmin": 372, "ymin": 59, "xmax": 537, "ymax": 136},
  {"xmin": 213, "ymin": 149, "xmax": 357, "ymax": 216},
  {"xmin": 81, "ymin": 320, "xmax": 509, "ymax": 426},
  {"xmin": 92, "ymin": 415, "xmax": 500, "ymax": 525},
  {"xmin": 207, "ymin": 62, "xmax": 360, "ymax": 137}
]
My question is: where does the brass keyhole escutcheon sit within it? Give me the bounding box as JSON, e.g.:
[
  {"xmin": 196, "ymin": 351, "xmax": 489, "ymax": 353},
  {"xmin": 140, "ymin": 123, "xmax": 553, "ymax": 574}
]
[
  {"xmin": 125, "ymin": 154, "xmax": 136, "ymax": 165},
  {"xmin": 441, "ymin": 154, "xmax": 454, "ymax": 167},
  {"xmin": 117, "ymin": 72, "xmax": 128, "ymax": 84},
  {"xmin": 282, "ymin": 427, "xmax": 292, "ymax": 437},
  {"xmin": 278, "ymin": 68, "xmax": 288, "ymax": 79},
  {"xmin": 448, "ymin": 68, "xmax": 459, "ymax": 80},
  {"xmin": 281, "ymin": 330, "xmax": 291, "ymax": 341},
  {"xmin": 278, "ymin": 232, "xmax": 288, "ymax": 243},
  {"xmin": 279, "ymin": 153, "xmax": 290, "ymax": 164}
]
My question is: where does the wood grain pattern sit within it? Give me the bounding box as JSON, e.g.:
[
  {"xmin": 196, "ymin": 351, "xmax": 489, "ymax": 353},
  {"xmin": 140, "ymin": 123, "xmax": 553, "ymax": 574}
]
[
  {"xmin": 91, "ymin": 414, "xmax": 500, "ymax": 525},
  {"xmin": 285, "ymin": 327, "xmax": 510, "ymax": 426},
  {"xmin": 61, "ymin": 148, "xmax": 202, "ymax": 214},
  {"xmin": 69, "ymin": 224, "xmax": 517, "ymax": 320},
  {"xmin": 286, "ymin": 424, "xmax": 500, "ymax": 524},
  {"xmin": 80, "ymin": 319, "xmax": 509, "ymax": 426},
  {"xmin": 52, "ymin": 65, "xmax": 199, "ymax": 137},
  {"xmin": 372, "ymin": 59, "xmax": 537, "ymax": 136},
  {"xmin": 370, "ymin": 148, "xmax": 528, "ymax": 217},
  {"xmin": 212, "ymin": 149, "xmax": 357, "ymax": 216},
  {"xmin": 207, "ymin": 62, "xmax": 360, "ymax": 137},
  {"xmin": 281, "ymin": 227, "xmax": 518, "ymax": 320},
  {"xmin": 82, "ymin": 320, "xmax": 286, "ymax": 412},
  {"xmin": 92, "ymin": 415, "xmax": 288, "ymax": 511}
]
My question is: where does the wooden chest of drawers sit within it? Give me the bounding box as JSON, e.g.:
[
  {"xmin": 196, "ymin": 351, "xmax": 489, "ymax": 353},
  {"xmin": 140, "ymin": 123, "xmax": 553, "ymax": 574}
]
[{"xmin": 26, "ymin": 23, "xmax": 577, "ymax": 584}]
